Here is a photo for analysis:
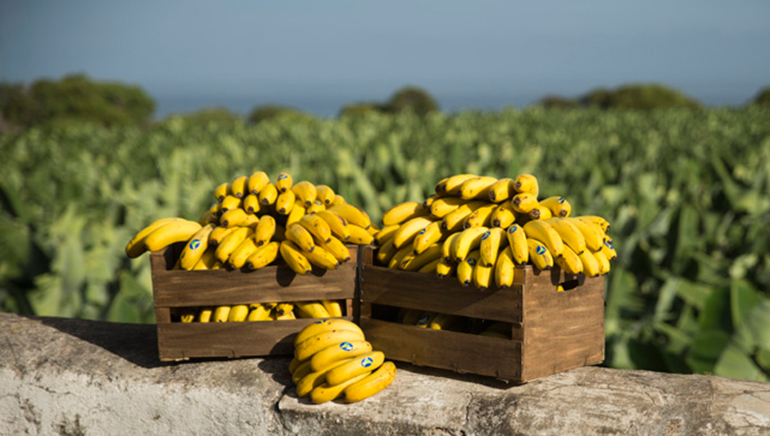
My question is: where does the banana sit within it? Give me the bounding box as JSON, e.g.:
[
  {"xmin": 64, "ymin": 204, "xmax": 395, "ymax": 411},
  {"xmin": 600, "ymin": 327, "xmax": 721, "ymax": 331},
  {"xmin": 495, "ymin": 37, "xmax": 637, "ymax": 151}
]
[
  {"xmin": 307, "ymin": 200, "xmax": 326, "ymax": 214},
  {"xmin": 522, "ymin": 220, "xmax": 564, "ymax": 258},
  {"xmin": 243, "ymin": 194, "xmax": 262, "ymax": 214},
  {"xmin": 228, "ymin": 236, "xmax": 259, "ymax": 269},
  {"xmin": 209, "ymin": 226, "xmax": 236, "ymax": 247},
  {"xmin": 292, "ymin": 181, "xmax": 317, "ymax": 206},
  {"xmin": 220, "ymin": 195, "xmax": 242, "ymax": 213},
  {"xmin": 247, "ymin": 171, "xmax": 270, "ymax": 195},
  {"xmin": 214, "ymin": 183, "xmax": 230, "ymax": 202},
  {"xmin": 505, "ymin": 224, "xmax": 529, "ymax": 265},
  {"xmin": 286, "ymin": 223, "xmax": 317, "ymax": 253},
  {"xmin": 319, "ymin": 237, "xmax": 351, "ymax": 263},
  {"xmin": 423, "ymin": 194, "xmax": 438, "ymax": 209},
  {"xmin": 429, "ymin": 314, "xmax": 465, "ymax": 331},
  {"xmin": 274, "ymin": 303, "xmax": 295, "ymax": 319},
  {"xmin": 299, "ymin": 213, "xmax": 333, "ymax": 243},
  {"xmin": 219, "ymin": 208, "xmax": 249, "ymax": 227},
  {"xmin": 412, "ymin": 221, "xmax": 447, "ymax": 254},
  {"xmin": 179, "ymin": 308, "xmax": 196, "ymax": 323},
  {"xmin": 543, "ymin": 218, "xmax": 586, "ymax": 255},
  {"xmin": 473, "ymin": 262, "xmax": 494, "ymax": 290},
  {"xmin": 400, "ymin": 309, "xmax": 425, "ymax": 325},
  {"xmin": 437, "ymin": 174, "xmax": 477, "ymax": 196},
  {"xmin": 325, "ymin": 351, "xmax": 385, "ymax": 386},
  {"xmin": 388, "ymin": 244, "xmax": 415, "ymax": 269},
  {"xmin": 347, "ymin": 225, "xmax": 374, "ymax": 245},
  {"xmin": 382, "ymin": 201, "xmax": 426, "ymax": 226},
  {"xmin": 303, "ymin": 244, "xmax": 340, "ymax": 270},
  {"xmin": 511, "ymin": 193, "xmax": 539, "ymax": 214},
  {"xmin": 428, "ymin": 197, "xmax": 466, "ymax": 218},
  {"xmin": 442, "ymin": 200, "xmax": 488, "ymax": 232},
  {"xmin": 126, "ymin": 217, "xmax": 185, "ymax": 258},
  {"xmin": 488, "ymin": 178, "xmax": 515, "ymax": 203},
  {"xmin": 593, "ymin": 250, "xmax": 611, "ymax": 275},
  {"xmin": 366, "ymin": 222, "xmax": 380, "ymax": 236},
  {"xmin": 321, "ymin": 299, "xmax": 344, "ymax": 317},
  {"xmin": 310, "ymin": 372, "xmax": 370, "ymax": 404},
  {"xmin": 479, "ymin": 227, "xmax": 507, "ymax": 267},
  {"xmin": 463, "ymin": 202, "xmax": 497, "ymax": 229},
  {"xmin": 391, "ymin": 216, "xmax": 435, "ymax": 249},
  {"xmin": 275, "ymin": 190, "xmax": 296, "ymax": 215},
  {"xmin": 376, "ymin": 238, "xmax": 398, "ymax": 265},
  {"xmin": 295, "ymin": 301, "xmax": 332, "ymax": 319},
  {"xmin": 292, "ymin": 360, "xmax": 313, "ymax": 384},
  {"xmin": 329, "ymin": 204, "xmax": 371, "ymax": 229},
  {"xmin": 289, "ymin": 356, "xmax": 302, "ymax": 374},
  {"xmin": 540, "ymin": 196, "xmax": 571, "ymax": 218},
  {"xmin": 315, "ymin": 185, "xmax": 336, "ymax": 206},
  {"xmin": 208, "ymin": 202, "xmax": 222, "ymax": 218},
  {"xmin": 197, "ymin": 307, "xmax": 214, "ymax": 322},
  {"xmin": 144, "ymin": 220, "xmax": 202, "ymax": 253},
  {"xmin": 456, "ymin": 250, "xmax": 481, "ymax": 286},
  {"xmin": 227, "ymin": 304, "xmax": 249, "ymax": 322},
  {"xmin": 528, "ymin": 204, "xmax": 552, "ymax": 220},
  {"xmin": 567, "ymin": 218, "xmax": 605, "ymax": 252},
  {"xmin": 578, "ymin": 249, "xmax": 602, "ymax": 277},
  {"xmin": 231, "ymin": 176, "xmax": 247, "ymax": 199},
  {"xmin": 296, "ymin": 356, "xmax": 356, "ymax": 398},
  {"xmin": 490, "ymin": 202, "xmax": 515, "ymax": 228},
  {"xmin": 276, "ymin": 172, "xmax": 293, "ymax": 193},
  {"xmin": 526, "ymin": 238, "xmax": 554, "ymax": 271},
  {"xmin": 459, "ymin": 176, "xmax": 498, "ymax": 200},
  {"xmin": 600, "ymin": 240, "xmax": 617, "ymax": 261},
  {"xmin": 513, "ymin": 174, "xmax": 539, "ymax": 197},
  {"xmin": 374, "ymin": 224, "xmax": 400, "ymax": 245},
  {"xmin": 310, "ymin": 340, "xmax": 373, "ymax": 372},
  {"xmin": 418, "ymin": 258, "xmax": 441, "ymax": 274},
  {"xmin": 436, "ymin": 258, "xmax": 456, "ymax": 278},
  {"xmin": 215, "ymin": 227, "xmax": 252, "ymax": 264},
  {"xmin": 332, "ymin": 195, "xmax": 346, "ymax": 206},
  {"xmin": 401, "ymin": 243, "xmax": 442, "ymax": 271},
  {"xmin": 192, "ymin": 247, "xmax": 218, "ymax": 270},
  {"xmin": 494, "ymin": 246, "xmax": 515, "ymax": 288},
  {"xmin": 246, "ymin": 304, "xmax": 272, "ymax": 321},
  {"xmin": 212, "ymin": 306, "xmax": 231, "ymax": 322},
  {"xmin": 441, "ymin": 232, "xmax": 462, "ymax": 261},
  {"xmin": 258, "ymin": 183, "xmax": 278, "ymax": 205},
  {"xmin": 197, "ymin": 210, "xmax": 216, "ymax": 226},
  {"xmin": 245, "ymin": 241, "xmax": 280, "ymax": 269},
  {"xmin": 555, "ymin": 245, "xmax": 583, "ymax": 275},
  {"xmin": 316, "ymin": 210, "xmax": 351, "ymax": 240},
  {"xmin": 295, "ymin": 329, "xmax": 368, "ymax": 361},
  {"xmin": 578, "ymin": 215, "xmax": 611, "ymax": 233},
  {"xmin": 280, "ymin": 240, "xmax": 313, "ymax": 275},
  {"xmin": 255, "ymin": 215, "xmax": 276, "ymax": 246},
  {"xmin": 286, "ymin": 200, "xmax": 306, "ymax": 227},
  {"xmin": 294, "ymin": 318, "xmax": 364, "ymax": 345},
  {"xmin": 451, "ymin": 226, "xmax": 489, "ymax": 262}
]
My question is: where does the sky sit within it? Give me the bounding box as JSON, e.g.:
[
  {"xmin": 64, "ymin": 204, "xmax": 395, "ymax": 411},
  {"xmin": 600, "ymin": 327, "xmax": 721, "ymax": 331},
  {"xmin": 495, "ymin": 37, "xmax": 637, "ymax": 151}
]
[{"xmin": 2, "ymin": 0, "xmax": 769, "ymax": 117}]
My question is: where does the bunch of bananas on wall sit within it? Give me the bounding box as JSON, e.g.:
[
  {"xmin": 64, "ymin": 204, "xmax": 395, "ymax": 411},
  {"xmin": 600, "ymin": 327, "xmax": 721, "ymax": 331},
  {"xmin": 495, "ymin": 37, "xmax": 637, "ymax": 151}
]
[
  {"xmin": 289, "ymin": 319, "xmax": 397, "ymax": 403},
  {"xmin": 374, "ymin": 173, "xmax": 617, "ymax": 289},
  {"xmin": 397, "ymin": 309, "xmax": 512, "ymax": 339},
  {"xmin": 174, "ymin": 300, "xmax": 346, "ymax": 323},
  {"xmin": 125, "ymin": 171, "xmax": 376, "ymax": 273}
]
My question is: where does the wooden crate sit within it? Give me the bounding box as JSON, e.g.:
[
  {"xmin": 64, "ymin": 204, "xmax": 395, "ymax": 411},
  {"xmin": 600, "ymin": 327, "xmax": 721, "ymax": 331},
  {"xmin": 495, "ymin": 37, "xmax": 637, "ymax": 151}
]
[
  {"xmin": 150, "ymin": 243, "xmax": 359, "ymax": 361},
  {"xmin": 358, "ymin": 245, "xmax": 605, "ymax": 383}
]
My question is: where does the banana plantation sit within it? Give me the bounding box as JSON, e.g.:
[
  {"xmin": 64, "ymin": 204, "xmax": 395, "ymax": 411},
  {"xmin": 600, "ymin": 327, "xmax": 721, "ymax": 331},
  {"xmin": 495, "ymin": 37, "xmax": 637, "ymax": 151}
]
[{"xmin": 1, "ymin": 107, "xmax": 769, "ymax": 381}]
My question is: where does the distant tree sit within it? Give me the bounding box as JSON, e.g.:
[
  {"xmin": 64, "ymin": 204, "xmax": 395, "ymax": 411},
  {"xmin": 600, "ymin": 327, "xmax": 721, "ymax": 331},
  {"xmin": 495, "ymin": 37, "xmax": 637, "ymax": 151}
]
[
  {"xmin": 580, "ymin": 88, "xmax": 614, "ymax": 109},
  {"xmin": 338, "ymin": 102, "xmax": 387, "ymax": 118},
  {"xmin": 168, "ymin": 107, "xmax": 243, "ymax": 125},
  {"xmin": 538, "ymin": 95, "xmax": 580, "ymax": 109},
  {"xmin": 580, "ymin": 84, "xmax": 699, "ymax": 110},
  {"xmin": 247, "ymin": 105, "xmax": 315, "ymax": 125},
  {"xmin": 753, "ymin": 86, "xmax": 770, "ymax": 106},
  {"xmin": 0, "ymin": 74, "xmax": 155, "ymax": 128},
  {"xmin": 386, "ymin": 86, "xmax": 439, "ymax": 116}
]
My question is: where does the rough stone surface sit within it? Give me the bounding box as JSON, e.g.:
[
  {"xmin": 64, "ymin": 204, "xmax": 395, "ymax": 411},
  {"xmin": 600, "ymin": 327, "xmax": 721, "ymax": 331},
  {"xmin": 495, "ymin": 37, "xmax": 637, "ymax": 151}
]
[{"xmin": 0, "ymin": 312, "xmax": 768, "ymax": 435}]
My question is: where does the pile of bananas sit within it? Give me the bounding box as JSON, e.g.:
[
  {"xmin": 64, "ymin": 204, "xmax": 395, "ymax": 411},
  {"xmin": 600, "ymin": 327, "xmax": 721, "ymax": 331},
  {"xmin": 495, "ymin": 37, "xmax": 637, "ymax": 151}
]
[
  {"xmin": 175, "ymin": 300, "xmax": 345, "ymax": 323},
  {"xmin": 397, "ymin": 309, "xmax": 512, "ymax": 338},
  {"xmin": 375, "ymin": 174, "xmax": 617, "ymax": 289},
  {"xmin": 290, "ymin": 319, "xmax": 396, "ymax": 403},
  {"xmin": 125, "ymin": 171, "xmax": 376, "ymax": 273}
]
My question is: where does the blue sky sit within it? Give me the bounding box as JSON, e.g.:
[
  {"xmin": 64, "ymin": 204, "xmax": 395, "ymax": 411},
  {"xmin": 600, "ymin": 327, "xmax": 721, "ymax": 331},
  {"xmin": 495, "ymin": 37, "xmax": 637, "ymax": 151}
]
[{"xmin": 2, "ymin": 1, "xmax": 769, "ymax": 116}]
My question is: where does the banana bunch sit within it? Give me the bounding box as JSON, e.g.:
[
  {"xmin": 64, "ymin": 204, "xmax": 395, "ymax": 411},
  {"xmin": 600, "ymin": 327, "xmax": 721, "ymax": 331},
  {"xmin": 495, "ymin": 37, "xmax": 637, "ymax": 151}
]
[
  {"xmin": 175, "ymin": 300, "xmax": 346, "ymax": 322},
  {"xmin": 375, "ymin": 173, "xmax": 616, "ymax": 289},
  {"xmin": 290, "ymin": 319, "xmax": 397, "ymax": 404},
  {"xmin": 126, "ymin": 171, "xmax": 376, "ymax": 273}
]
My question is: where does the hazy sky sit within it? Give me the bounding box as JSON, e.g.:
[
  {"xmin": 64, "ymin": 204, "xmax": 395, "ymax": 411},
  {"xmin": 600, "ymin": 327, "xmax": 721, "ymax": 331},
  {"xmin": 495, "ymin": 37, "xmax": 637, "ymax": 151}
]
[{"xmin": 2, "ymin": 1, "xmax": 769, "ymax": 116}]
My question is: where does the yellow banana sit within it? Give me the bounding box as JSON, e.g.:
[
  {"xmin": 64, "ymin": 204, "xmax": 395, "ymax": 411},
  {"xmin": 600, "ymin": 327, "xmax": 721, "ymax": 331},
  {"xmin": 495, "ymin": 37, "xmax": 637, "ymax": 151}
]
[
  {"xmin": 347, "ymin": 225, "xmax": 374, "ymax": 245},
  {"xmin": 505, "ymin": 224, "xmax": 529, "ymax": 265},
  {"xmin": 315, "ymin": 185, "xmax": 336, "ymax": 206},
  {"xmin": 227, "ymin": 304, "xmax": 249, "ymax": 322},
  {"xmin": 329, "ymin": 204, "xmax": 371, "ymax": 229},
  {"xmin": 437, "ymin": 174, "xmax": 477, "ymax": 196},
  {"xmin": 197, "ymin": 307, "xmax": 214, "ymax": 322},
  {"xmin": 245, "ymin": 241, "xmax": 280, "ymax": 269},
  {"xmin": 280, "ymin": 240, "xmax": 313, "ymax": 275},
  {"xmin": 441, "ymin": 200, "xmax": 487, "ymax": 233},
  {"xmin": 319, "ymin": 237, "xmax": 351, "ymax": 263},
  {"xmin": 286, "ymin": 200, "xmax": 306, "ymax": 227},
  {"xmin": 230, "ymin": 176, "xmax": 247, "ymax": 199},
  {"xmin": 388, "ymin": 244, "xmax": 415, "ymax": 269},
  {"xmin": 428, "ymin": 196, "xmax": 466, "ymax": 218},
  {"xmin": 543, "ymin": 218, "xmax": 586, "ymax": 255},
  {"xmin": 540, "ymin": 196, "xmax": 571, "ymax": 218},
  {"xmin": 511, "ymin": 193, "xmax": 539, "ymax": 214},
  {"xmin": 494, "ymin": 246, "xmax": 515, "ymax": 288},
  {"xmin": 246, "ymin": 304, "xmax": 272, "ymax": 321},
  {"xmin": 274, "ymin": 303, "xmax": 295, "ymax": 319},
  {"xmin": 209, "ymin": 226, "xmax": 236, "ymax": 247},
  {"xmin": 296, "ymin": 356, "xmax": 356, "ymax": 398},
  {"xmin": 247, "ymin": 171, "xmax": 270, "ymax": 195},
  {"xmin": 286, "ymin": 223, "xmax": 316, "ymax": 253},
  {"xmin": 429, "ymin": 313, "xmax": 465, "ymax": 331},
  {"xmin": 255, "ymin": 215, "xmax": 276, "ymax": 246},
  {"xmin": 291, "ymin": 181, "xmax": 317, "ymax": 206},
  {"xmin": 143, "ymin": 220, "xmax": 202, "ymax": 253},
  {"xmin": 179, "ymin": 308, "xmax": 196, "ymax": 323},
  {"xmin": 197, "ymin": 210, "xmax": 216, "ymax": 226},
  {"xmin": 528, "ymin": 204, "xmax": 552, "ymax": 221},
  {"xmin": 243, "ymin": 194, "xmax": 262, "ymax": 214},
  {"xmin": 441, "ymin": 232, "xmax": 462, "ymax": 261},
  {"xmin": 463, "ymin": 203, "xmax": 498, "ymax": 229},
  {"xmin": 555, "ymin": 245, "xmax": 583, "ymax": 275},
  {"xmin": 307, "ymin": 200, "xmax": 326, "ymax": 214},
  {"xmin": 418, "ymin": 258, "xmax": 441, "ymax": 274},
  {"xmin": 214, "ymin": 183, "xmax": 230, "ymax": 202},
  {"xmin": 578, "ymin": 249, "xmax": 602, "ymax": 277},
  {"xmin": 275, "ymin": 190, "xmax": 296, "ymax": 215},
  {"xmin": 212, "ymin": 306, "xmax": 231, "ymax": 322},
  {"xmin": 343, "ymin": 361, "xmax": 396, "ymax": 402},
  {"xmin": 436, "ymin": 258, "xmax": 456, "ymax": 278},
  {"xmin": 523, "ymin": 220, "xmax": 564, "ymax": 258},
  {"xmin": 321, "ymin": 299, "xmax": 344, "ymax": 317},
  {"xmin": 374, "ymin": 224, "xmax": 400, "ymax": 245},
  {"xmin": 593, "ymin": 250, "xmax": 611, "ymax": 275},
  {"xmin": 215, "ymin": 227, "xmax": 252, "ymax": 264},
  {"xmin": 400, "ymin": 309, "xmax": 425, "ymax": 325},
  {"xmin": 479, "ymin": 227, "xmax": 507, "ymax": 267},
  {"xmin": 382, "ymin": 201, "xmax": 426, "ymax": 226},
  {"xmin": 488, "ymin": 178, "xmax": 515, "ymax": 203},
  {"xmin": 325, "ymin": 351, "xmax": 385, "ymax": 386},
  {"xmin": 458, "ymin": 176, "xmax": 498, "ymax": 200},
  {"xmin": 600, "ymin": 240, "xmax": 617, "ymax": 261},
  {"xmin": 292, "ymin": 360, "xmax": 313, "ymax": 384},
  {"xmin": 294, "ymin": 301, "xmax": 332, "ymax": 319},
  {"xmin": 258, "ymin": 182, "xmax": 278, "ymax": 205},
  {"xmin": 452, "ymin": 226, "xmax": 490, "ymax": 262},
  {"xmin": 220, "ymin": 195, "xmax": 242, "ymax": 213},
  {"xmin": 456, "ymin": 250, "xmax": 481, "ymax": 286},
  {"xmin": 332, "ymin": 194, "xmax": 346, "ymax": 206},
  {"xmin": 276, "ymin": 172, "xmax": 293, "ymax": 193},
  {"xmin": 490, "ymin": 202, "xmax": 515, "ymax": 228},
  {"xmin": 526, "ymin": 238, "xmax": 554, "ymax": 271},
  {"xmin": 310, "ymin": 372, "xmax": 371, "ymax": 404},
  {"xmin": 310, "ymin": 341, "xmax": 373, "ymax": 372},
  {"xmin": 299, "ymin": 213, "xmax": 333, "ymax": 244},
  {"xmin": 125, "ymin": 217, "xmax": 185, "ymax": 258},
  {"xmin": 473, "ymin": 262, "xmax": 494, "ymax": 290},
  {"xmin": 228, "ymin": 236, "xmax": 259, "ymax": 269},
  {"xmin": 412, "ymin": 221, "xmax": 447, "ymax": 254},
  {"xmin": 295, "ymin": 329, "xmax": 368, "ymax": 362},
  {"xmin": 578, "ymin": 215, "xmax": 611, "ymax": 233},
  {"xmin": 376, "ymin": 238, "xmax": 398, "ymax": 265},
  {"xmin": 294, "ymin": 318, "xmax": 364, "ymax": 346},
  {"xmin": 423, "ymin": 194, "xmax": 438, "ymax": 209},
  {"xmin": 303, "ymin": 244, "xmax": 340, "ymax": 270},
  {"xmin": 391, "ymin": 216, "xmax": 435, "ymax": 249},
  {"xmin": 316, "ymin": 210, "xmax": 351, "ymax": 240},
  {"xmin": 192, "ymin": 247, "xmax": 218, "ymax": 270},
  {"xmin": 513, "ymin": 174, "xmax": 539, "ymax": 197},
  {"xmin": 567, "ymin": 217, "xmax": 605, "ymax": 252},
  {"xmin": 219, "ymin": 208, "xmax": 249, "ymax": 227},
  {"xmin": 401, "ymin": 243, "xmax": 442, "ymax": 271},
  {"xmin": 366, "ymin": 222, "xmax": 380, "ymax": 236}
]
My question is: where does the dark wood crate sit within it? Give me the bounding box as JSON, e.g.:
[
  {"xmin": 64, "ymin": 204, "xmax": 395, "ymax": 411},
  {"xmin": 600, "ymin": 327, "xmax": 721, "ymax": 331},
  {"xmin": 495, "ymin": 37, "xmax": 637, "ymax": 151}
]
[
  {"xmin": 150, "ymin": 243, "xmax": 359, "ymax": 361},
  {"xmin": 358, "ymin": 245, "xmax": 604, "ymax": 382}
]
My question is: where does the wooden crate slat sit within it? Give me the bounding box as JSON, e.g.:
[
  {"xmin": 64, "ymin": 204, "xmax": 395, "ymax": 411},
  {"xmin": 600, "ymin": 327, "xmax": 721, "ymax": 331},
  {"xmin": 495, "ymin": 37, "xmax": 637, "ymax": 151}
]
[{"xmin": 361, "ymin": 318, "xmax": 522, "ymax": 381}]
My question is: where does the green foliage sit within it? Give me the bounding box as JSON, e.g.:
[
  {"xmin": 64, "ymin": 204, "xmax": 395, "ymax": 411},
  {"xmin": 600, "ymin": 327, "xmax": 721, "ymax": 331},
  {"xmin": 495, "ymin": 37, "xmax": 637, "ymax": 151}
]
[
  {"xmin": 247, "ymin": 105, "xmax": 315, "ymax": 125},
  {"xmin": 167, "ymin": 107, "xmax": 243, "ymax": 125},
  {"xmin": 545, "ymin": 84, "xmax": 701, "ymax": 110},
  {"xmin": 753, "ymin": 86, "xmax": 770, "ymax": 106},
  {"xmin": 0, "ymin": 74, "xmax": 155, "ymax": 128},
  {"xmin": 338, "ymin": 103, "xmax": 387, "ymax": 118},
  {"xmin": 386, "ymin": 86, "xmax": 439, "ymax": 116},
  {"xmin": 2, "ymin": 106, "xmax": 770, "ymax": 382},
  {"xmin": 538, "ymin": 95, "xmax": 580, "ymax": 109}
]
